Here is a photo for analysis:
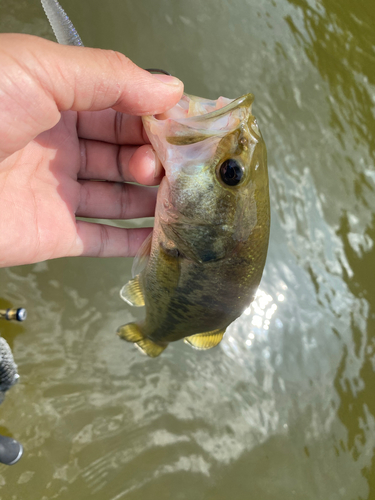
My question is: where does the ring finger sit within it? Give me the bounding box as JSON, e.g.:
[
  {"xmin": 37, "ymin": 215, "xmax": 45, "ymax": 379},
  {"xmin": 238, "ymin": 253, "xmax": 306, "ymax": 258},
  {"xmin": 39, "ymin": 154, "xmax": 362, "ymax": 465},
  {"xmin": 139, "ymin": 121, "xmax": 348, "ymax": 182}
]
[{"xmin": 76, "ymin": 181, "xmax": 158, "ymax": 220}]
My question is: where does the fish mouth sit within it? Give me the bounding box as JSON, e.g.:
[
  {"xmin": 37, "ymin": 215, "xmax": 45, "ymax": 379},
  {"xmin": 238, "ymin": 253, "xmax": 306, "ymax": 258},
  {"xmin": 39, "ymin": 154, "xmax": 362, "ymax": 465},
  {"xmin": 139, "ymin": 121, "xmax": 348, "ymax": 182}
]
[
  {"xmin": 153, "ymin": 93, "xmax": 254, "ymax": 123},
  {"xmin": 142, "ymin": 91, "xmax": 258, "ymax": 164},
  {"xmin": 175, "ymin": 93, "xmax": 254, "ymax": 123},
  {"xmin": 145, "ymin": 93, "xmax": 255, "ymax": 147}
]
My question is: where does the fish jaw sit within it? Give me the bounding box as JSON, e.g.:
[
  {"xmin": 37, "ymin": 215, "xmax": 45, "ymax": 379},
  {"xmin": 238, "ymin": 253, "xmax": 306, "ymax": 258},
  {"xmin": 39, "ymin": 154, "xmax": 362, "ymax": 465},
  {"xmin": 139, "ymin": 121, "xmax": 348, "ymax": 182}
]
[{"xmin": 142, "ymin": 93, "xmax": 254, "ymax": 182}]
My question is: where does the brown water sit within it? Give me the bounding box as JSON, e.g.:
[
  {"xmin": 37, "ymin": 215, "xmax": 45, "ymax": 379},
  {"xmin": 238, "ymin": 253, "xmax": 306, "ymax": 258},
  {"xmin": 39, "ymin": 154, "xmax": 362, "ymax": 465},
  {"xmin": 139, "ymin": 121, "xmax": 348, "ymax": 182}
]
[{"xmin": 0, "ymin": 0, "xmax": 374, "ymax": 498}]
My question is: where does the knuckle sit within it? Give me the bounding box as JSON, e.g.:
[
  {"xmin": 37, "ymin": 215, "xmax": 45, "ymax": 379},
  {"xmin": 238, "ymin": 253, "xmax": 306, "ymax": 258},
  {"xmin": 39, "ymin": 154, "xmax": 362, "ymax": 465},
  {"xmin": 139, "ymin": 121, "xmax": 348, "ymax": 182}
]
[
  {"xmin": 105, "ymin": 50, "xmax": 132, "ymax": 68},
  {"xmin": 78, "ymin": 181, "xmax": 90, "ymax": 214},
  {"xmin": 119, "ymin": 183, "xmax": 130, "ymax": 218},
  {"xmin": 98, "ymin": 224, "xmax": 110, "ymax": 257},
  {"xmin": 79, "ymin": 139, "xmax": 88, "ymax": 176},
  {"xmin": 114, "ymin": 112, "xmax": 124, "ymax": 145}
]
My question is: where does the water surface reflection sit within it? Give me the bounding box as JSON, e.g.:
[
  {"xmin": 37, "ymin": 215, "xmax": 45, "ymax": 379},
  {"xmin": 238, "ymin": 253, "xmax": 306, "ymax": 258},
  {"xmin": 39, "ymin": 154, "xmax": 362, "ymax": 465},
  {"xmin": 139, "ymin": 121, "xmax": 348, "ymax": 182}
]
[{"xmin": 0, "ymin": 0, "xmax": 374, "ymax": 499}]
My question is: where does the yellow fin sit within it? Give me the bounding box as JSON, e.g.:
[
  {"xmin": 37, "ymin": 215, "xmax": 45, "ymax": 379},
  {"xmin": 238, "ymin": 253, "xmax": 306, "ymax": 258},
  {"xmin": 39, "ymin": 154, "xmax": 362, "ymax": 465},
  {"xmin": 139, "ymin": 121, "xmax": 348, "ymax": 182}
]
[
  {"xmin": 120, "ymin": 275, "xmax": 144, "ymax": 307},
  {"xmin": 136, "ymin": 338, "xmax": 167, "ymax": 358},
  {"xmin": 184, "ymin": 328, "xmax": 226, "ymax": 350},
  {"xmin": 117, "ymin": 322, "xmax": 143, "ymax": 343},
  {"xmin": 117, "ymin": 323, "xmax": 166, "ymax": 358}
]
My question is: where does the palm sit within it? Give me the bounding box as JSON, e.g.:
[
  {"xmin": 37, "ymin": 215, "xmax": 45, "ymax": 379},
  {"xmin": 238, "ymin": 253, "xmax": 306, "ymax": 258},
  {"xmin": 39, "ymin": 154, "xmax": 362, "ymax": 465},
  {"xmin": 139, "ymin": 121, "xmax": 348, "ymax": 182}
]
[
  {"xmin": 0, "ymin": 109, "xmax": 159, "ymax": 267},
  {"xmin": 0, "ymin": 33, "xmax": 183, "ymax": 268}
]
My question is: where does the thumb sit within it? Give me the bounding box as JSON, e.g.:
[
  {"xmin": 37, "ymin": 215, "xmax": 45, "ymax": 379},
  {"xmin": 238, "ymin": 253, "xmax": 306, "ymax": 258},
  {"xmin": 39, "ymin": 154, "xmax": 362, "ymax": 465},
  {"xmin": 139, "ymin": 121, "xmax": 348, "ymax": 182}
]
[{"xmin": 0, "ymin": 34, "xmax": 183, "ymax": 161}]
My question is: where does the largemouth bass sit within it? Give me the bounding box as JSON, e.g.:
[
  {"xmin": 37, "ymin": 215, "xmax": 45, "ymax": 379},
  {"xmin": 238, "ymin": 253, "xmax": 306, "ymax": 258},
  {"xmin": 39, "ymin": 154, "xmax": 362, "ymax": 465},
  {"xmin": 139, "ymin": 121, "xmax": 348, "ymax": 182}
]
[
  {"xmin": 118, "ymin": 94, "xmax": 270, "ymax": 356},
  {"xmin": 41, "ymin": 0, "xmax": 270, "ymax": 357}
]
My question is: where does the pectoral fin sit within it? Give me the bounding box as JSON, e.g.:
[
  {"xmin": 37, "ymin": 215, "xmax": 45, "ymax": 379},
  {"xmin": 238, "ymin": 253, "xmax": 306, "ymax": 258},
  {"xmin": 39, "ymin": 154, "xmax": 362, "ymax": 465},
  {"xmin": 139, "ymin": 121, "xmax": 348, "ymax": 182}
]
[
  {"xmin": 132, "ymin": 231, "xmax": 153, "ymax": 278},
  {"xmin": 117, "ymin": 323, "xmax": 167, "ymax": 358},
  {"xmin": 120, "ymin": 275, "xmax": 144, "ymax": 307},
  {"xmin": 184, "ymin": 328, "xmax": 226, "ymax": 350}
]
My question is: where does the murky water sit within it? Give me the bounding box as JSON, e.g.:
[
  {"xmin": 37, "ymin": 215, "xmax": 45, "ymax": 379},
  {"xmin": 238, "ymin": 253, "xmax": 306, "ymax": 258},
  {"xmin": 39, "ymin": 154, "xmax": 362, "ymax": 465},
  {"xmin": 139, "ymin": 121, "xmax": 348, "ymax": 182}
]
[{"xmin": 0, "ymin": 0, "xmax": 374, "ymax": 498}]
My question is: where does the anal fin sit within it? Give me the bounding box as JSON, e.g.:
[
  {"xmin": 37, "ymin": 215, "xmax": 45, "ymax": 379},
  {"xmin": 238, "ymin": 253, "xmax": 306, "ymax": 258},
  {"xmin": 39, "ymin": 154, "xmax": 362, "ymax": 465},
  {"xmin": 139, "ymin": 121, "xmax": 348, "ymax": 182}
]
[
  {"xmin": 184, "ymin": 328, "xmax": 226, "ymax": 350},
  {"xmin": 117, "ymin": 323, "xmax": 167, "ymax": 358},
  {"xmin": 120, "ymin": 275, "xmax": 144, "ymax": 307}
]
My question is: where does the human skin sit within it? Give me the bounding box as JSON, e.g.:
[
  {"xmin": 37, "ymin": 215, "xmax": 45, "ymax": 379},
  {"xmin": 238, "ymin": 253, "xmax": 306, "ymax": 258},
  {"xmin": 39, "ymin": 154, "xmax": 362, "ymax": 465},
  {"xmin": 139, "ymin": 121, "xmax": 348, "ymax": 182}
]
[{"xmin": 0, "ymin": 34, "xmax": 184, "ymax": 268}]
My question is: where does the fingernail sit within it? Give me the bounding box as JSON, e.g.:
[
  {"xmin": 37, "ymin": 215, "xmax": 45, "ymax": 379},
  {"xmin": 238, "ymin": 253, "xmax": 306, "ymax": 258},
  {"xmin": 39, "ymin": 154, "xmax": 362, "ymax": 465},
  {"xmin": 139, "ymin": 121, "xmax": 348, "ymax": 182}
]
[
  {"xmin": 142, "ymin": 147, "xmax": 163, "ymax": 180},
  {"xmin": 152, "ymin": 74, "xmax": 182, "ymax": 87}
]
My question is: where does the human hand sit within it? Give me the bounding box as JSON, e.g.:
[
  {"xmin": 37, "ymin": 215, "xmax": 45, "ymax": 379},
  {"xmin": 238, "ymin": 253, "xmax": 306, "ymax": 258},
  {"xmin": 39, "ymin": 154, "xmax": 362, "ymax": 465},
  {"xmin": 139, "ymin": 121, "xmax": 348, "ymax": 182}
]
[{"xmin": 0, "ymin": 34, "xmax": 183, "ymax": 268}]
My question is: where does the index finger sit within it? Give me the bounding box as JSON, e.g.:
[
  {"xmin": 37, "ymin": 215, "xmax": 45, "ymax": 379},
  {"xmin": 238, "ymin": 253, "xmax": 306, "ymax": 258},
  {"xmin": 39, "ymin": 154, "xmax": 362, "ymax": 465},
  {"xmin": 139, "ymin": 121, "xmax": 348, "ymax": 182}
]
[
  {"xmin": 77, "ymin": 109, "xmax": 149, "ymax": 145},
  {"xmin": 0, "ymin": 34, "xmax": 183, "ymax": 161}
]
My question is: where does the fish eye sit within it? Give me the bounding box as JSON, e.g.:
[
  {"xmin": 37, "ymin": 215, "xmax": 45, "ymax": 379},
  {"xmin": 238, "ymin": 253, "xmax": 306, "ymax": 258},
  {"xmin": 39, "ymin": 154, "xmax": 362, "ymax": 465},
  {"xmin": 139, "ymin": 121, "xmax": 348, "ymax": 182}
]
[{"xmin": 219, "ymin": 159, "xmax": 244, "ymax": 186}]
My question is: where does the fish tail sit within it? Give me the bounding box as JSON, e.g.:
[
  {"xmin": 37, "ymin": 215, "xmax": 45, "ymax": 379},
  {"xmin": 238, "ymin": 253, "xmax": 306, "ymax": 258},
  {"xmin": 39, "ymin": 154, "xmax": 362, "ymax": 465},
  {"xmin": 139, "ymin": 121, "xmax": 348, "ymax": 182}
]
[{"xmin": 116, "ymin": 323, "xmax": 167, "ymax": 358}]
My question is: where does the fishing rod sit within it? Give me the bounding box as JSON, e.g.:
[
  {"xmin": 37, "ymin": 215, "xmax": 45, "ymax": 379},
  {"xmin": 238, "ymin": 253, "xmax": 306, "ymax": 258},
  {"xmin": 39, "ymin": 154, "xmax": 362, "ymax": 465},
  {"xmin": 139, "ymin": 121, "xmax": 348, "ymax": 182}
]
[
  {"xmin": 41, "ymin": 0, "xmax": 171, "ymax": 75},
  {"xmin": 0, "ymin": 305, "xmax": 26, "ymax": 465}
]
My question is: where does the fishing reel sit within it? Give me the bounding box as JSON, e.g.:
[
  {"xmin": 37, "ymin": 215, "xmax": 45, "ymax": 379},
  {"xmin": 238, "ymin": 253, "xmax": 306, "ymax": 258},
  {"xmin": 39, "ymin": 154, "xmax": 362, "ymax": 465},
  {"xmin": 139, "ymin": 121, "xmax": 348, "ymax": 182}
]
[
  {"xmin": 0, "ymin": 306, "xmax": 27, "ymax": 465},
  {"xmin": 0, "ymin": 308, "xmax": 27, "ymax": 322}
]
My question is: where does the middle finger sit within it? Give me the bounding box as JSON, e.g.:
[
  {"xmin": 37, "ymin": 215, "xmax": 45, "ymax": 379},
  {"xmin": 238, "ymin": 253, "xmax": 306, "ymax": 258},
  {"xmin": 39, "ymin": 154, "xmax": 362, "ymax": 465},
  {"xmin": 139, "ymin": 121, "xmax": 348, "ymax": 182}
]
[
  {"xmin": 77, "ymin": 109, "xmax": 148, "ymax": 145},
  {"xmin": 78, "ymin": 139, "xmax": 163, "ymax": 185}
]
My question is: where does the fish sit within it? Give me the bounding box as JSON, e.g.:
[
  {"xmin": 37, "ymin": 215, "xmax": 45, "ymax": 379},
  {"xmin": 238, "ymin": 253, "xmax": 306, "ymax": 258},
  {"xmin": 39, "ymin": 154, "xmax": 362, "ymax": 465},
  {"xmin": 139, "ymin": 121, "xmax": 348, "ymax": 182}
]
[
  {"xmin": 41, "ymin": 0, "xmax": 270, "ymax": 357},
  {"xmin": 117, "ymin": 94, "xmax": 270, "ymax": 356}
]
